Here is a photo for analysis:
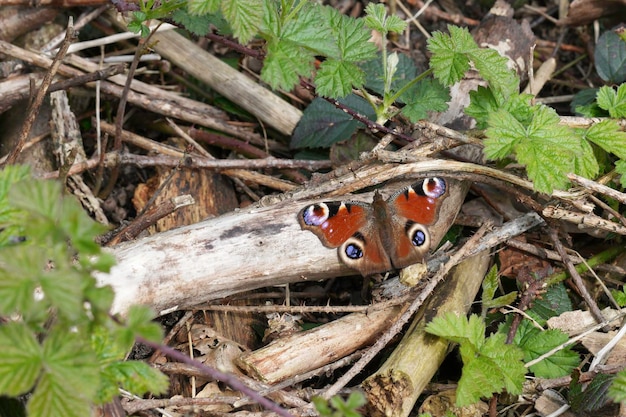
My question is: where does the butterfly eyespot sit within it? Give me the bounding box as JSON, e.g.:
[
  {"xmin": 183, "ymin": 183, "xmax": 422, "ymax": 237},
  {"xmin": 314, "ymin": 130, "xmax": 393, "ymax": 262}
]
[
  {"xmin": 407, "ymin": 223, "xmax": 430, "ymax": 248},
  {"xmin": 422, "ymin": 177, "xmax": 446, "ymax": 199},
  {"xmin": 301, "ymin": 203, "xmax": 330, "ymax": 226},
  {"xmin": 344, "ymin": 243, "xmax": 363, "ymax": 260}
]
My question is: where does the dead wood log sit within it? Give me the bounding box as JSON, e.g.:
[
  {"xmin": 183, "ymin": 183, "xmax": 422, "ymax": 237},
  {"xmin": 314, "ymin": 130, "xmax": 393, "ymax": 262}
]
[
  {"xmin": 95, "ymin": 176, "xmax": 467, "ymax": 317},
  {"xmin": 362, "ymin": 251, "xmax": 491, "ymax": 417}
]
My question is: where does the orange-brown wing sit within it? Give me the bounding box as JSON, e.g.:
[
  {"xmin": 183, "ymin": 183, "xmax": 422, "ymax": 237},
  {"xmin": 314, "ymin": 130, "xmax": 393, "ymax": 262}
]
[{"xmin": 385, "ymin": 177, "xmax": 447, "ymax": 269}]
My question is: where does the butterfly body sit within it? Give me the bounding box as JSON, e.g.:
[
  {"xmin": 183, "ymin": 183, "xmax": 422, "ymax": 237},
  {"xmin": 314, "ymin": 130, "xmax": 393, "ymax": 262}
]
[{"xmin": 298, "ymin": 177, "xmax": 447, "ymax": 276}]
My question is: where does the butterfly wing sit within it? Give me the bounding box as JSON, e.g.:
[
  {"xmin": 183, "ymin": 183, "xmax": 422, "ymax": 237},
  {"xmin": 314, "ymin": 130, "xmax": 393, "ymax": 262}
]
[
  {"xmin": 384, "ymin": 177, "xmax": 447, "ymax": 269},
  {"xmin": 298, "ymin": 200, "xmax": 392, "ymax": 275}
]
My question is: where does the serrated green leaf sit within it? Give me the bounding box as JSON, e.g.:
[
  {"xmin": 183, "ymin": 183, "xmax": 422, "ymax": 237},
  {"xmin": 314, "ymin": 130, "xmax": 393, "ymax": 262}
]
[
  {"xmin": 609, "ymin": 370, "xmax": 626, "ymax": 402},
  {"xmin": 104, "ymin": 361, "xmax": 168, "ymax": 398},
  {"xmin": 9, "ymin": 179, "xmax": 63, "ymax": 223},
  {"xmin": 172, "ymin": 9, "xmax": 212, "ymax": 36},
  {"xmin": 469, "ymin": 48, "xmax": 519, "ymax": 98},
  {"xmin": 187, "ymin": 0, "xmax": 219, "ymax": 15},
  {"xmin": 401, "ymin": 78, "xmax": 450, "ymax": 122},
  {"xmin": 425, "ymin": 312, "xmax": 485, "ymax": 350},
  {"xmin": 526, "ymin": 283, "xmax": 572, "ymax": 325},
  {"xmin": 28, "ymin": 372, "xmax": 92, "ymax": 417},
  {"xmin": 221, "ymin": 0, "xmax": 262, "ymax": 44},
  {"xmin": 456, "ymin": 354, "xmax": 503, "ymax": 406},
  {"xmin": 586, "ymin": 119, "xmax": 626, "ymax": 159},
  {"xmin": 59, "ymin": 197, "xmax": 107, "ymax": 255},
  {"xmin": 262, "ymin": 39, "xmax": 314, "ymax": 91},
  {"xmin": 282, "ymin": 4, "xmax": 338, "ymax": 57},
  {"xmin": 290, "ymin": 95, "xmax": 376, "ymax": 149},
  {"xmin": 597, "ymin": 85, "xmax": 626, "ymax": 118},
  {"xmin": 327, "ymin": 8, "xmax": 377, "ymax": 62},
  {"xmin": 481, "ymin": 265, "xmax": 499, "ymax": 307},
  {"xmin": 363, "ymin": 3, "xmax": 406, "ymax": 35},
  {"xmin": 515, "ymin": 321, "xmax": 579, "ymax": 378},
  {"xmin": 481, "ymin": 333, "xmax": 525, "ymax": 394},
  {"xmin": 427, "ymin": 26, "xmax": 476, "ymax": 87},
  {"xmin": 42, "ymin": 328, "xmax": 99, "ymax": 400},
  {"xmin": 484, "ymin": 109, "xmax": 526, "ymax": 159},
  {"xmin": 516, "ymin": 142, "xmax": 571, "ymax": 193},
  {"xmin": 118, "ymin": 305, "xmax": 162, "ymax": 349},
  {"xmin": 574, "ymin": 133, "xmax": 600, "ymax": 179},
  {"xmin": 0, "ymin": 246, "xmax": 48, "ymax": 316},
  {"xmin": 40, "ymin": 270, "xmax": 83, "ymax": 321},
  {"xmin": 316, "ymin": 60, "xmax": 364, "ymax": 98},
  {"xmin": 0, "ymin": 322, "xmax": 42, "ymax": 396}
]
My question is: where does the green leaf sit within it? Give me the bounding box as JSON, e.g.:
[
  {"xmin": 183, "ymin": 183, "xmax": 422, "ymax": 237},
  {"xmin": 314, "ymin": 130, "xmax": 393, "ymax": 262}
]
[
  {"xmin": 0, "ymin": 322, "xmax": 42, "ymax": 396},
  {"xmin": 28, "ymin": 372, "xmax": 92, "ymax": 417},
  {"xmin": 609, "ymin": 370, "xmax": 626, "ymax": 402},
  {"xmin": 401, "ymin": 78, "xmax": 450, "ymax": 122},
  {"xmin": 41, "ymin": 328, "xmax": 100, "ymax": 401},
  {"xmin": 117, "ymin": 305, "xmax": 162, "ymax": 350},
  {"xmin": 187, "ymin": 0, "xmax": 219, "ymax": 15},
  {"xmin": 0, "ymin": 246, "xmax": 47, "ymax": 316},
  {"xmin": 469, "ymin": 48, "xmax": 518, "ymax": 98},
  {"xmin": 586, "ymin": 120, "xmax": 626, "ymax": 159},
  {"xmin": 574, "ymin": 134, "xmax": 600, "ymax": 179},
  {"xmin": 526, "ymin": 282, "xmax": 572, "ymax": 325},
  {"xmin": 316, "ymin": 60, "xmax": 364, "ymax": 98},
  {"xmin": 363, "ymin": 3, "xmax": 406, "ymax": 35},
  {"xmin": 262, "ymin": 39, "xmax": 314, "ymax": 91},
  {"xmin": 617, "ymin": 160, "xmax": 626, "ymax": 188},
  {"xmin": 172, "ymin": 9, "xmax": 211, "ymax": 36},
  {"xmin": 327, "ymin": 7, "xmax": 377, "ymax": 62},
  {"xmin": 59, "ymin": 197, "xmax": 107, "ymax": 255},
  {"xmin": 290, "ymin": 95, "xmax": 376, "ymax": 149},
  {"xmin": 595, "ymin": 30, "xmax": 626, "ymax": 84},
  {"xmin": 456, "ymin": 333, "xmax": 524, "ymax": 406},
  {"xmin": 103, "ymin": 361, "xmax": 168, "ymax": 398},
  {"xmin": 514, "ymin": 320, "xmax": 579, "ymax": 378},
  {"xmin": 221, "ymin": 0, "xmax": 262, "ymax": 44},
  {"xmin": 484, "ymin": 109, "xmax": 526, "ymax": 159},
  {"xmin": 425, "ymin": 312, "xmax": 485, "ymax": 350},
  {"xmin": 40, "ymin": 270, "xmax": 84, "ymax": 321},
  {"xmin": 9, "ymin": 179, "xmax": 62, "ymax": 223},
  {"xmin": 427, "ymin": 26, "xmax": 476, "ymax": 87},
  {"xmin": 596, "ymin": 85, "xmax": 626, "ymax": 119},
  {"xmin": 362, "ymin": 52, "xmax": 417, "ymax": 99}
]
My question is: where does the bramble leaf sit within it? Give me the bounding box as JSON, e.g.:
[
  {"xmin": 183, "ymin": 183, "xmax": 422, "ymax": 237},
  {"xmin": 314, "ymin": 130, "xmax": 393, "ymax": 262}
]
[{"xmin": 0, "ymin": 322, "xmax": 42, "ymax": 396}]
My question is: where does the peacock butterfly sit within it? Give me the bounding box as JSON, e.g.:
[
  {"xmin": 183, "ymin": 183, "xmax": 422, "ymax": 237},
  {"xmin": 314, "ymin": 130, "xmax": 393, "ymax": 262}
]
[{"xmin": 298, "ymin": 177, "xmax": 447, "ymax": 276}]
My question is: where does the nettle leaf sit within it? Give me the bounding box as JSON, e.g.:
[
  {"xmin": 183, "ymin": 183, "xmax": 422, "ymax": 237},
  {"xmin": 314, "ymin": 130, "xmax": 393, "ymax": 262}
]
[
  {"xmin": 427, "ymin": 25, "xmax": 477, "ymax": 87},
  {"xmin": 514, "ymin": 320, "xmax": 579, "ymax": 378},
  {"xmin": 0, "ymin": 322, "xmax": 42, "ymax": 396},
  {"xmin": 221, "ymin": 0, "xmax": 262, "ymax": 44},
  {"xmin": 595, "ymin": 30, "xmax": 626, "ymax": 84},
  {"xmin": 596, "ymin": 85, "xmax": 626, "ymax": 119},
  {"xmin": 291, "ymin": 95, "xmax": 376, "ymax": 148},
  {"xmin": 401, "ymin": 78, "xmax": 450, "ymax": 122}
]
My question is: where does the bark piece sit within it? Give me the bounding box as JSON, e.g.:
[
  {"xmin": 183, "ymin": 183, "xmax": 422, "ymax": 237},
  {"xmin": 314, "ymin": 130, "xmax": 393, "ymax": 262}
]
[{"xmin": 237, "ymin": 306, "xmax": 401, "ymax": 384}]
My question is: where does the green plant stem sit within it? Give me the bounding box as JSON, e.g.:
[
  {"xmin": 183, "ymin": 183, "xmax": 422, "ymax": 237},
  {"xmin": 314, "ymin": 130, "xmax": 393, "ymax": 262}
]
[
  {"xmin": 545, "ymin": 245, "xmax": 625, "ymax": 287},
  {"xmin": 389, "ymin": 67, "xmax": 434, "ymax": 104}
]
